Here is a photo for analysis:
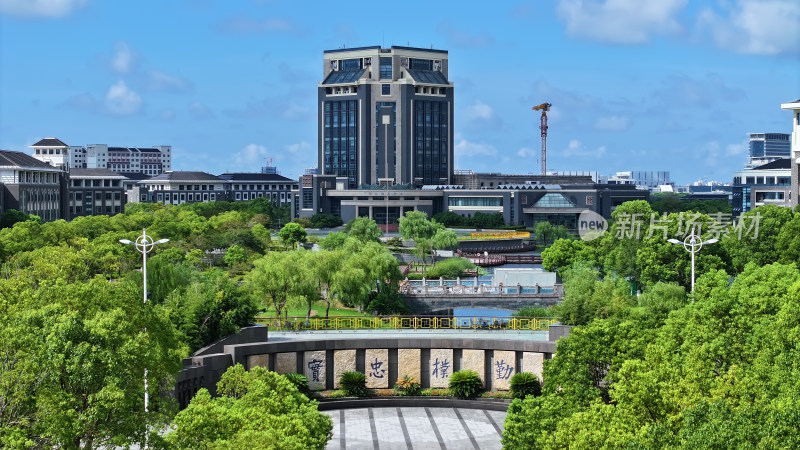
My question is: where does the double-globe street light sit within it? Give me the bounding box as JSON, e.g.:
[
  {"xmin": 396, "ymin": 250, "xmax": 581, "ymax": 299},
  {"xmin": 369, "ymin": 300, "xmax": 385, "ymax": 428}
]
[
  {"xmin": 119, "ymin": 228, "xmax": 169, "ymax": 428},
  {"xmin": 667, "ymin": 227, "xmax": 718, "ymax": 293}
]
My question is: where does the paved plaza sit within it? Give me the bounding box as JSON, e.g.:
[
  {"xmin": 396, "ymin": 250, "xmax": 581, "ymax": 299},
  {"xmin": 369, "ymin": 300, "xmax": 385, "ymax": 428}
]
[{"xmin": 323, "ymin": 407, "xmax": 507, "ymax": 450}]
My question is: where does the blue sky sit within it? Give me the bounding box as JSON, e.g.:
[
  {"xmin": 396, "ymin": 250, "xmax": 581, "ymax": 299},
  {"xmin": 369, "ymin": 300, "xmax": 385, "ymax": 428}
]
[{"xmin": 1, "ymin": 0, "xmax": 797, "ymax": 185}]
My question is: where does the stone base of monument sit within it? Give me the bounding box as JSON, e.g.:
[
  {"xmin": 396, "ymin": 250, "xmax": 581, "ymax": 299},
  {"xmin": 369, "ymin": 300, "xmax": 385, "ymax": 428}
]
[{"xmin": 317, "ymin": 396, "xmax": 512, "ymax": 411}]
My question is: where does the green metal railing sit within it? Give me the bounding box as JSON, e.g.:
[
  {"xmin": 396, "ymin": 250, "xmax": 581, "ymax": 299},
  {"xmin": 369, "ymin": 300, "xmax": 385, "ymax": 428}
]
[{"xmin": 254, "ymin": 315, "xmax": 559, "ymax": 331}]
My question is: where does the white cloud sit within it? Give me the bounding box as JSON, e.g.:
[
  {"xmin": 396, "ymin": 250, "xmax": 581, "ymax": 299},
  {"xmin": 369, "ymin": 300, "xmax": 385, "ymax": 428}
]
[
  {"xmin": 233, "ymin": 144, "xmax": 270, "ymax": 168},
  {"xmin": 0, "ymin": 0, "xmax": 87, "ymax": 18},
  {"xmin": 701, "ymin": 141, "xmax": 722, "ymax": 167},
  {"xmin": 454, "ymin": 139, "xmax": 498, "ymax": 157},
  {"xmin": 556, "ymin": 0, "xmax": 687, "ymax": 44},
  {"xmin": 285, "ymin": 141, "xmax": 311, "ymax": 154},
  {"xmin": 727, "ymin": 141, "xmax": 748, "ymax": 156},
  {"xmin": 464, "ymin": 100, "xmax": 494, "ymax": 121},
  {"xmin": 517, "ymin": 147, "xmax": 537, "ymax": 158},
  {"xmin": 649, "ymin": 73, "xmax": 745, "ymax": 110},
  {"xmin": 700, "ymin": 140, "xmax": 746, "ymax": 166},
  {"xmin": 698, "ymin": 0, "xmax": 800, "ymax": 56},
  {"xmin": 104, "ymin": 80, "xmax": 142, "ymax": 115},
  {"xmin": 106, "ymin": 42, "xmax": 190, "ymax": 92},
  {"xmin": 110, "ymin": 41, "xmax": 136, "ymax": 74},
  {"xmin": 158, "ymin": 108, "xmax": 177, "ymax": 122},
  {"xmin": 594, "ymin": 115, "xmax": 630, "ymax": 131},
  {"xmin": 62, "ymin": 92, "xmax": 99, "ymax": 112},
  {"xmin": 562, "ymin": 139, "xmax": 607, "ymax": 158},
  {"xmin": 158, "ymin": 109, "xmax": 176, "ymax": 122},
  {"xmin": 188, "ymin": 101, "xmax": 214, "ymax": 120},
  {"xmin": 282, "ymin": 102, "xmax": 310, "ymax": 120},
  {"xmin": 144, "ymin": 69, "xmax": 191, "ymax": 92}
]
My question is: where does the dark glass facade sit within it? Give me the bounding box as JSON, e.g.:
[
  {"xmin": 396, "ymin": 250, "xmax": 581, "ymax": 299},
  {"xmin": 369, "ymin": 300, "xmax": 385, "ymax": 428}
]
[
  {"xmin": 323, "ymin": 100, "xmax": 358, "ymax": 188},
  {"xmin": 320, "ymin": 47, "xmax": 453, "ymax": 188},
  {"xmin": 749, "ymin": 133, "xmax": 790, "ymax": 159},
  {"xmin": 751, "ymin": 141, "xmax": 765, "ymax": 157},
  {"xmin": 379, "ymin": 57, "xmax": 392, "ymax": 79},
  {"xmin": 410, "ymin": 58, "xmax": 432, "ymax": 70},
  {"xmin": 340, "ymin": 58, "xmax": 361, "ymax": 70},
  {"xmin": 414, "ymin": 100, "xmax": 449, "ymax": 185}
]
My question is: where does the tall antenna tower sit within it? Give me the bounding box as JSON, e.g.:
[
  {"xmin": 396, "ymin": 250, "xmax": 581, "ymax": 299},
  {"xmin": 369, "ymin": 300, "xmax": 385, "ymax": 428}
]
[{"xmin": 532, "ymin": 103, "xmax": 552, "ymax": 175}]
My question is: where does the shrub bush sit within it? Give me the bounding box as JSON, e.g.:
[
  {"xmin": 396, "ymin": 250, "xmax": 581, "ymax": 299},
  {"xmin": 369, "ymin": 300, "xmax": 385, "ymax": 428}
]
[
  {"xmin": 385, "ymin": 236, "xmax": 404, "ymax": 248},
  {"xmin": 448, "ymin": 370, "xmax": 483, "ymax": 399},
  {"xmin": 367, "ymin": 281, "xmax": 410, "ymax": 315},
  {"xmin": 292, "ymin": 217, "xmax": 313, "ymax": 228},
  {"xmin": 320, "ymin": 390, "xmax": 346, "ymax": 399},
  {"xmin": 514, "ymin": 306, "xmax": 559, "ymax": 318},
  {"xmin": 509, "ymin": 372, "xmax": 541, "ymax": 399},
  {"xmin": 310, "ymin": 213, "xmax": 343, "ymax": 228},
  {"xmin": 424, "ymin": 258, "xmax": 478, "ymax": 279},
  {"xmin": 480, "ymin": 390, "xmax": 513, "ymax": 399},
  {"xmin": 339, "ymin": 371, "xmax": 369, "ymax": 397},
  {"xmin": 283, "ymin": 372, "xmax": 312, "ymax": 398},
  {"xmin": 420, "ymin": 388, "xmax": 449, "ymax": 397},
  {"xmin": 394, "ymin": 375, "xmax": 422, "ymax": 396}
]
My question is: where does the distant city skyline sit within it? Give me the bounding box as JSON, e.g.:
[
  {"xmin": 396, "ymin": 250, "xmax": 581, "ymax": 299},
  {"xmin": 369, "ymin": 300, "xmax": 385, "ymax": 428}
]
[{"xmin": 1, "ymin": 0, "xmax": 798, "ymax": 185}]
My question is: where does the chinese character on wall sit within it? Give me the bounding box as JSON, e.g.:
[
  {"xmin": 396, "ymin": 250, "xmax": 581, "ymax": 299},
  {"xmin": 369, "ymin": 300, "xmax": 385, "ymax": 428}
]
[
  {"xmin": 495, "ymin": 359, "xmax": 514, "ymax": 380},
  {"xmin": 307, "ymin": 359, "xmax": 324, "ymax": 382},
  {"xmin": 369, "ymin": 358, "xmax": 386, "ymax": 379},
  {"xmin": 432, "ymin": 357, "xmax": 451, "ymax": 379}
]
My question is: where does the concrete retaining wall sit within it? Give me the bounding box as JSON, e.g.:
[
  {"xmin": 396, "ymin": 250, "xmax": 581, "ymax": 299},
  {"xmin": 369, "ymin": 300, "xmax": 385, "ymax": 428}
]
[{"xmin": 175, "ymin": 327, "xmax": 559, "ymax": 409}]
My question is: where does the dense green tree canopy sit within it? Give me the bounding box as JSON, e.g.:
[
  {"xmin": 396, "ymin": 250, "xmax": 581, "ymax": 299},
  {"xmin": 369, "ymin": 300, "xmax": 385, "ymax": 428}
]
[
  {"xmin": 309, "ymin": 213, "xmax": 343, "ymax": 229},
  {"xmin": 167, "ymin": 365, "xmax": 332, "ymax": 449},
  {"xmin": 0, "ymin": 275, "xmax": 185, "ymax": 448},
  {"xmin": 534, "ymin": 222, "xmax": 570, "ymax": 243},
  {"xmin": 431, "ymin": 211, "xmax": 505, "ymax": 228},
  {"xmin": 398, "ymin": 210, "xmax": 442, "ymax": 241},
  {"xmin": 0, "ymin": 199, "xmax": 302, "ymax": 447},
  {"xmin": 277, "ymin": 222, "xmax": 307, "ymax": 248},
  {"xmin": 722, "ymin": 204, "xmax": 793, "ymax": 273},
  {"xmin": 431, "ymin": 228, "xmax": 458, "ymax": 250},
  {"xmin": 0, "ymin": 209, "xmax": 37, "ymax": 229},
  {"xmin": 398, "ymin": 211, "xmax": 449, "ymax": 265},
  {"xmin": 557, "ymin": 262, "xmax": 636, "ymax": 326},
  {"xmin": 6, "ymin": 195, "xmax": 800, "ymax": 448},
  {"xmin": 503, "ymin": 263, "xmax": 800, "ymax": 448},
  {"xmin": 345, "ymin": 216, "xmax": 383, "ymax": 243},
  {"xmin": 649, "ymin": 192, "xmax": 732, "ymax": 215},
  {"xmin": 541, "ymin": 239, "xmax": 597, "ymax": 275}
]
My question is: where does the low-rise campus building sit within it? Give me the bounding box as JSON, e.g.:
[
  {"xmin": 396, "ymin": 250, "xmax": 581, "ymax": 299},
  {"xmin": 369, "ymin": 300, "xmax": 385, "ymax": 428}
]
[
  {"xmin": 67, "ymin": 168, "xmax": 128, "ymax": 218},
  {"xmin": 0, "ymin": 150, "xmax": 65, "ymax": 221}
]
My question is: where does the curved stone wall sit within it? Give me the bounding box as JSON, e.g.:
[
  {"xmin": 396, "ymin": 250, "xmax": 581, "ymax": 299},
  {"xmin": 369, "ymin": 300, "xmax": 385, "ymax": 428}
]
[{"xmin": 175, "ymin": 326, "xmax": 570, "ymax": 409}]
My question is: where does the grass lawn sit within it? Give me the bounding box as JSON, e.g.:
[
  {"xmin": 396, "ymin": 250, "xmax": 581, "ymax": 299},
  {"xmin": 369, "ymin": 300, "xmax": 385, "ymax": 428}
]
[{"xmin": 257, "ymin": 300, "xmax": 365, "ymax": 319}]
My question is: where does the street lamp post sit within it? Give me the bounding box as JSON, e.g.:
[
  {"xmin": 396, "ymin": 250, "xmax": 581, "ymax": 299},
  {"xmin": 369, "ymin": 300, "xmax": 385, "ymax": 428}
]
[
  {"xmin": 667, "ymin": 227, "xmax": 718, "ymax": 293},
  {"xmin": 119, "ymin": 228, "xmax": 169, "ymax": 443}
]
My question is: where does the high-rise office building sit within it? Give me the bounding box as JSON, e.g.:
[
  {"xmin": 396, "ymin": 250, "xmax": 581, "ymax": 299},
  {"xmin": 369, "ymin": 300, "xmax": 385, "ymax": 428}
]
[
  {"xmin": 86, "ymin": 144, "xmax": 171, "ymax": 175},
  {"xmin": 318, "ymin": 45, "xmax": 454, "ymax": 189},
  {"xmin": 747, "ymin": 133, "xmax": 790, "ymax": 167}
]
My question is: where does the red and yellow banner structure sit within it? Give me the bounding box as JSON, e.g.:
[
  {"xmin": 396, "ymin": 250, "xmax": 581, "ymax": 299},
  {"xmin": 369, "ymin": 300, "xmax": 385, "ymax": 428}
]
[{"xmin": 462, "ymin": 231, "xmax": 531, "ymax": 240}]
